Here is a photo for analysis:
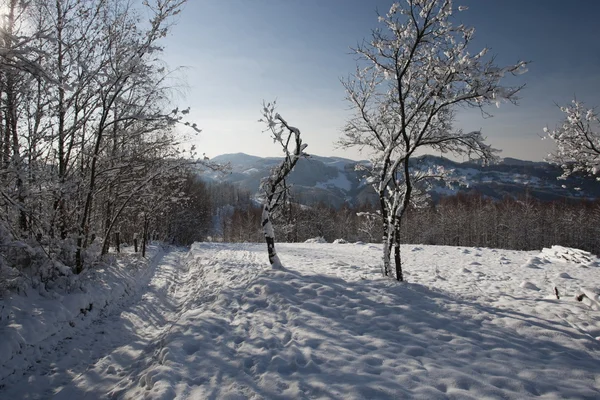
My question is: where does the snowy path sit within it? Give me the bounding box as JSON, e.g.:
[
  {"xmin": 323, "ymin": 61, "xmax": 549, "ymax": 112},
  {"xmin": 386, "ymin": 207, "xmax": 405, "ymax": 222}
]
[
  {"xmin": 54, "ymin": 244, "xmax": 268, "ymax": 399},
  {"xmin": 2, "ymin": 242, "xmax": 600, "ymax": 399},
  {"xmin": 0, "ymin": 248, "xmax": 191, "ymax": 399}
]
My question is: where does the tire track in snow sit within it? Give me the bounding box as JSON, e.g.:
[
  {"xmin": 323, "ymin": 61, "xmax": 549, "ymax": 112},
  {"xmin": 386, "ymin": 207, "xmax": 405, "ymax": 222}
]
[
  {"xmin": 50, "ymin": 243, "xmax": 267, "ymax": 398},
  {"xmin": 0, "ymin": 248, "xmax": 191, "ymax": 399},
  {"xmin": 105, "ymin": 243, "xmax": 269, "ymax": 399},
  {"xmin": 0, "ymin": 246, "xmax": 171, "ymax": 398},
  {"xmin": 49, "ymin": 248, "xmax": 193, "ymax": 399}
]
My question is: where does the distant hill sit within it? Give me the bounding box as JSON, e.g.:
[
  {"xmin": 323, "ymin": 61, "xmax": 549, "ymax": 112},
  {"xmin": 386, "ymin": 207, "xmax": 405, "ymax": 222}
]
[{"xmin": 198, "ymin": 153, "xmax": 600, "ymax": 207}]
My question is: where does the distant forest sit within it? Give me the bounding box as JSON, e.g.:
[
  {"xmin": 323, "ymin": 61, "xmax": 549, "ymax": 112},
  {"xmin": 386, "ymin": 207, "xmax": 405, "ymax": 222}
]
[{"xmin": 180, "ymin": 180, "xmax": 600, "ymax": 256}]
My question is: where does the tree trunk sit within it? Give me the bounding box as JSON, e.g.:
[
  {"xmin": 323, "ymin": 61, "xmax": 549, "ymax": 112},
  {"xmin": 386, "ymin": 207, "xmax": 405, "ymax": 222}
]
[
  {"xmin": 262, "ymin": 204, "xmax": 282, "ymax": 268},
  {"xmin": 55, "ymin": 0, "xmax": 68, "ymax": 240},
  {"xmin": 101, "ymin": 197, "xmax": 113, "ymax": 255},
  {"xmin": 142, "ymin": 214, "xmax": 148, "ymax": 257},
  {"xmin": 380, "ymin": 192, "xmax": 390, "ymax": 276},
  {"xmin": 75, "ymin": 110, "xmax": 110, "ymax": 272},
  {"xmin": 393, "ymin": 223, "xmax": 403, "ymax": 281},
  {"xmin": 4, "ymin": 0, "xmax": 26, "ymax": 234},
  {"xmin": 382, "ymin": 229, "xmax": 392, "ymax": 277}
]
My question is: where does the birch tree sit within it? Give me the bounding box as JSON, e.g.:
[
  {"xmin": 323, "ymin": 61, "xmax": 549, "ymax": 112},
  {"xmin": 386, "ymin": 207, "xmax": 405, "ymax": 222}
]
[
  {"xmin": 259, "ymin": 101, "xmax": 308, "ymax": 268},
  {"xmin": 340, "ymin": 0, "xmax": 527, "ymax": 280},
  {"xmin": 545, "ymin": 100, "xmax": 600, "ymax": 180}
]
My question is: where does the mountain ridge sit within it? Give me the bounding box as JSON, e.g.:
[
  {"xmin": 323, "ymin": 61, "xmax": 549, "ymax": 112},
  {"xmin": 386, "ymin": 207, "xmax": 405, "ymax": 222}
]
[{"xmin": 198, "ymin": 153, "xmax": 599, "ymax": 207}]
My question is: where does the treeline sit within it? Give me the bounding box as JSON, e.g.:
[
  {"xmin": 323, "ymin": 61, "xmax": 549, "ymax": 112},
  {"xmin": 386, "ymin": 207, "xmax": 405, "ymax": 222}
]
[
  {"xmin": 218, "ymin": 192, "xmax": 600, "ymax": 256},
  {"xmin": 401, "ymin": 193, "xmax": 600, "ymax": 255},
  {"xmin": 0, "ymin": 0, "xmax": 197, "ymax": 282}
]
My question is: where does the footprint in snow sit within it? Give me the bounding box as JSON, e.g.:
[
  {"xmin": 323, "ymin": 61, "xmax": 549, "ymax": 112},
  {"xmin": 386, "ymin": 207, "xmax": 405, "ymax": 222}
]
[
  {"xmin": 556, "ymin": 272, "xmax": 574, "ymax": 279},
  {"xmin": 522, "ymin": 257, "xmax": 543, "ymax": 269},
  {"xmin": 520, "ymin": 281, "xmax": 540, "ymax": 291}
]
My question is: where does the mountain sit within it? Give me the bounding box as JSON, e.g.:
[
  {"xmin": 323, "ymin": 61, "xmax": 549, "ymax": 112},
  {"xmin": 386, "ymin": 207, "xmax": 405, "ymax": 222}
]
[{"xmin": 199, "ymin": 153, "xmax": 600, "ymax": 207}]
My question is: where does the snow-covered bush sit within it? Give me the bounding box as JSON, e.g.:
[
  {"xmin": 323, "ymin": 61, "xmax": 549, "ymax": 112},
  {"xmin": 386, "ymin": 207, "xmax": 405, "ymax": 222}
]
[
  {"xmin": 0, "ymin": 223, "xmax": 95, "ymax": 297},
  {"xmin": 304, "ymin": 237, "xmax": 327, "ymax": 244}
]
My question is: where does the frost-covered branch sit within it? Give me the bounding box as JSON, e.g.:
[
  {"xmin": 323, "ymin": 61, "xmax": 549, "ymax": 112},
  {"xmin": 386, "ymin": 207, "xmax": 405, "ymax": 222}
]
[
  {"xmin": 545, "ymin": 100, "xmax": 600, "ymax": 180},
  {"xmin": 258, "ymin": 101, "xmax": 308, "ymax": 268}
]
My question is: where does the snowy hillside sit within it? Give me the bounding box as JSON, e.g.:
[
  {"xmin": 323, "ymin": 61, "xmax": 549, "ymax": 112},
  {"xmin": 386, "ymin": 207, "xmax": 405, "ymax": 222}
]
[
  {"xmin": 201, "ymin": 153, "xmax": 600, "ymax": 207},
  {"xmin": 204, "ymin": 153, "xmax": 369, "ymax": 207},
  {"xmin": 1, "ymin": 243, "xmax": 599, "ymax": 398}
]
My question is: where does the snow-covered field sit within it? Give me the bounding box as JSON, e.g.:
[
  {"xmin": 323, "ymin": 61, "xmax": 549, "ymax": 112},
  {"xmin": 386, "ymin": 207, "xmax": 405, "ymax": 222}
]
[{"xmin": 1, "ymin": 242, "xmax": 600, "ymax": 399}]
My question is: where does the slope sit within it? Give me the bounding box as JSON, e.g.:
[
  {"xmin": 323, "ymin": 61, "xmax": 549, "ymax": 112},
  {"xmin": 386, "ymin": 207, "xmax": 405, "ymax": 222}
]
[{"xmin": 33, "ymin": 242, "xmax": 600, "ymax": 399}]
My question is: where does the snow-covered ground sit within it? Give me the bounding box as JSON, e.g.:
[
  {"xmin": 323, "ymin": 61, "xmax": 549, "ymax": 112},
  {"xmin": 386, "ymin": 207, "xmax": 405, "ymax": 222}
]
[{"xmin": 1, "ymin": 243, "xmax": 600, "ymax": 399}]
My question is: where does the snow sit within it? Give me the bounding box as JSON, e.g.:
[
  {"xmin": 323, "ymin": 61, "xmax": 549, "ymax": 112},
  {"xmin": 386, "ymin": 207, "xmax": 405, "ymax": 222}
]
[
  {"xmin": 540, "ymin": 245, "xmax": 599, "ymax": 266},
  {"xmin": 431, "ymin": 185, "xmax": 460, "ymax": 196},
  {"xmin": 304, "ymin": 237, "xmax": 327, "ymax": 244},
  {"xmin": 1, "ymin": 243, "xmax": 600, "ymax": 399},
  {"xmin": 242, "ymin": 168, "xmax": 259, "ymax": 175},
  {"xmin": 332, "ymin": 238, "xmax": 348, "ymax": 244},
  {"xmin": 579, "ymin": 288, "xmax": 600, "ymax": 312},
  {"xmin": 322, "ymin": 158, "xmax": 356, "ymax": 172},
  {"xmin": 315, "ymin": 172, "xmax": 352, "ymax": 192},
  {"xmin": 0, "ymin": 245, "xmax": 164, "ymax": 383}
]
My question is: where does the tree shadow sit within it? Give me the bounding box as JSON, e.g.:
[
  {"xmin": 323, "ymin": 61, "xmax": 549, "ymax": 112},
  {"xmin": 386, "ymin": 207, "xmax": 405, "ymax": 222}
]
[
  {"xmin": 10, "ymin": 246, "xmax": 599, "ymax": 399},
  {"xmin": 76, "ymin": 266, "xmax": 600, "ymax": 399}
]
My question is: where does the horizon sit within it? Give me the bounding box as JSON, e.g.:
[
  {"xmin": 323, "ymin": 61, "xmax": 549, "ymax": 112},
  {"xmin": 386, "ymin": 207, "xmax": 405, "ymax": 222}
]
[
  {"xmin": 209, "ymin": 151, "xmax": 549, "ymax": 165},
  {"xmin": 162, "ymin": 1, "xmax": 600, "ymax": 162}
]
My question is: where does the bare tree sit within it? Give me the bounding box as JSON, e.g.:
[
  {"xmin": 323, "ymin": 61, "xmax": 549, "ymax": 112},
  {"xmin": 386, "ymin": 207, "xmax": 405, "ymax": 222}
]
[
  {"xmin": 73, "ymin": 0, "xmax": 189, "ymax": 271},
  {"xmin": 0, "ymin": 0, "xmax": 211, "ymax": 283},
  {"xmin": 545, "ymin": 100, "xmax": 600, "ymax": 180},
  {"xmin": 340, "ymin": 0, "xmax": 527, "ymax": 280},
  {"xmin": 356, "ymin": 210, "xmax": 380, "ymax": 243},
  {"xmin": 259, "ymin": 101, "xmax": 308, "ymax": 268}
]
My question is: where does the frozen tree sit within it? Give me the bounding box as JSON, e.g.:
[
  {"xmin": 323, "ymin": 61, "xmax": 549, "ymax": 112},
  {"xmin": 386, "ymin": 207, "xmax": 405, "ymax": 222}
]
[
  {"xmin": 259, "ymin": 101, "xmax": 308, "ymax": 268},
  {"xmin": 340, "ymin": 0, "xmax": 527, "ymax": 280},
  {"xmin": 65, "ymin": 0, "xmax": 196, "ymax": 271},
  {"xmin": 545, "ymin": 100, "xmax": 600, "ymax": 180},
  {"xmin": 0, "ymin": 0, "xmax": 211, "ymax": 283}
]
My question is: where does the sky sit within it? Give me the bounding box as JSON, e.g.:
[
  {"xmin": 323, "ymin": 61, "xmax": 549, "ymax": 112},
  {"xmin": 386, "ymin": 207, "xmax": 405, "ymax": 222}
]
[{"xmin": 160, "ymin": 0, "xmax": 600, "ymax": 162}]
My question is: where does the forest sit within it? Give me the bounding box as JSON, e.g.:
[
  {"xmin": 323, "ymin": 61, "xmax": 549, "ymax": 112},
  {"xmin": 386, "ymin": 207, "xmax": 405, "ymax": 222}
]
[{"xmin": 215, "ymin": 185, "xmax": 600, "ymax": 256}]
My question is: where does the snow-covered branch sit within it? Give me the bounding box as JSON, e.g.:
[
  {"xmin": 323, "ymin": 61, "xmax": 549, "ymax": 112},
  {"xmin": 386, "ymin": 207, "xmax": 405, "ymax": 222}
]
[
  {"xmin": 258, "ymin": 101, "xmax": 308, "ymax": 268},
  {"xmin": 546, "ymin": 100, "xmax": 600, "ymax": 180}
]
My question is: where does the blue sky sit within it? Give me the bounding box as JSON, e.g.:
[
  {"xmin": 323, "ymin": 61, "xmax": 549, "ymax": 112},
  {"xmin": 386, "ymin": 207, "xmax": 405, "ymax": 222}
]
[{"xmin": 161, "ymin": 0, "xmax": 600, "ymax": 161}]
